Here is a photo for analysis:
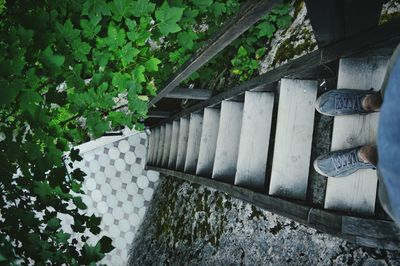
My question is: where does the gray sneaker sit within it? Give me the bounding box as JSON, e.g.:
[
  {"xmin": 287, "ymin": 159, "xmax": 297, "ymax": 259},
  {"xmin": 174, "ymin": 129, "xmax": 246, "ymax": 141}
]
[
  {"xmin": 315, "ymin": 89, "xmax": 379, "ymax": 116},
  {"xmin": 313, "ymin": 146, "xmax": 375, "ymax": 178}
]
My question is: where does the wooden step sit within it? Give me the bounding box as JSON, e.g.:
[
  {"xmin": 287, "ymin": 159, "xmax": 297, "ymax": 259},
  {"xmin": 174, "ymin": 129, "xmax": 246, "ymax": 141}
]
[
  {"xmin": 324, "ymin": 56, "xmax": 389, "ymax": 215},
  {"xmin": 168, "ymin": 120, "xmax": 180, "ymax": 169},
  {"xmin": 235, "ymin": 91, "xmax": 274, "ymax": 189},
  {"xmin": 269, "ymin": 78, "xmax": 318, "ymax": 200},
  {"xmin": 212, "ymin": 101, "xmax": 244, "ymax": 183},
  {"xmin": 151, "ymin": 127, "xmax": 160, "ymax": 165},
  {"xmin": 196, "ymin": 108, "xmax": 220, "ymax": 177},
  {"xmin": 176, "ymin": 117, "xmax": 190, "ymax": 170},
  {"xmin": 156, "ymin": 125, "xmax": 165, "ymax": 166},
  {"xmin": 184, "ymin": 113, "xmax": 203, "ymax": 173},
  {"xmin": 147, "ymin": 130, "xmax": 155, "ymax": 165},
  {"xmin": 161, "ymin": 123, "xmax": 172, "ymax": 167}
]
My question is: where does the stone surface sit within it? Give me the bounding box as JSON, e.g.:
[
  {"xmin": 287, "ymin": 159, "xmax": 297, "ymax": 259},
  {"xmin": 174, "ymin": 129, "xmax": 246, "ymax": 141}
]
[{"xmin": 129, "ymin": 177, "xmax": 400, "ymax": 265}]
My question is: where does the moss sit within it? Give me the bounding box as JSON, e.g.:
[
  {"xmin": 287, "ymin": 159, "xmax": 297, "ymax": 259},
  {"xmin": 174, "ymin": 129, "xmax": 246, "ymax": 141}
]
[
  {"xmin": 272, "ymin": 28, "xmax": 317, "ymax": 67},
  {"xmin": 293, "ymin": 0, "xmax": 304, "ymax": 19},
  {"xmin": 249, "ymin": 206, "xmax": 264, "ymax": 220}
]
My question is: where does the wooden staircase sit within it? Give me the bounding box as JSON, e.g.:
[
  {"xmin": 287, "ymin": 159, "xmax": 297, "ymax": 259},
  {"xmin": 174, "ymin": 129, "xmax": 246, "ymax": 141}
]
[{"xmin": 146, "ymin": 54, "xmax": 400, "ymax": 250}]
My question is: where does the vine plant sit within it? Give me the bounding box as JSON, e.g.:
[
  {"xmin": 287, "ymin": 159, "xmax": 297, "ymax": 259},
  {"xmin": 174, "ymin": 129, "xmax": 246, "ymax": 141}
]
[{"xmin": 0, "ymin": 0, "xmax": 291, "ymax": 264}]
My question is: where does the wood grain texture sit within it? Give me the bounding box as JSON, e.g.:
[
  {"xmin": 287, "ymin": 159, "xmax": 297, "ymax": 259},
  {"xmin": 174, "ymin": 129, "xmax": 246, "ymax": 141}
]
[
  {"xmin": 269, "ymin": 79, "xmax": 318, "ymax": 200},
  {"xmin": 156, "ymin": 125, "xmax": 165, "ymax": 166},
  {"xmin": 212, "ymin": 101, "xmax": 244, "ymax": 183},
  {"xmin": 325, "ymin": 56, "xmax": 389, "ymax": 215},
  {"xmin": 235, "ymin": 91, "xmax": 274, "ymax": 189},
  {"xmin": 150, "ymin": 127, "xmax": 160, "ymax": 165},
  {"xmin": 184, "ymin": 113, "xmax": 203, "ymax": 174},
  {"xmin": 161, "ymin": 123, "xmax": 172, "ymax": 167},
  {"xmin": 166, "ymin": 88, "xmax": 213, "ymax": 100},
  {"xmin": 146, "ymin": 131, "xmax": 154, "ymax": 164},
  {"xmin": 168, "ymin": 120, "xmax": 180, "ymax": 169},
  {"xmin": 196, "ymin": 108, "xmax": 220, "ymax": 177},
  {"xmin": 176, "ymin": 117, "xmax": 190, "ymax": 170}
]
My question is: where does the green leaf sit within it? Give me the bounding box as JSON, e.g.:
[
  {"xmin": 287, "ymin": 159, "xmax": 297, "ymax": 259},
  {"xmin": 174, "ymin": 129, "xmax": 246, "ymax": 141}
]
[
  {"xmin": 118, "ymin": 43, "xmax": 140, "ymax": 67},
  {"xmin": 277, "ymin": 14, "xmax": 292, "ymax": 29},
  {"xmin": 132, "ymin": 0, "xmax": 156, "ymax": 17},
  {"xmin": 144, "ymin": 57, "xmax": 161, "ymax": 72},
  {"xmin": 112, "ymin": 72, "xmax": 131, "ymax": 92},
  {"xmin": 82, "ymin": 0, "xmax": 111, "ymax": 18},
  {"xmin": 56, "ymin": 20, "xmax": 80, "ymax": 43},
  {"xmin": 55, "ymin": 232, "xmax": 71, "ymax": 244},
  {"xmin": 33, "ymin": 182, "xmax": 53, "ymax": 203},
  {"xmin": 0, "ymin": 78, "xmax": 23, "ymax": 106},
  {"xmin": 237, "ymin": 46, "xmax": 247, "ymax": 57},
  {"xmin": 256, "ymin": 21, "xmax": 276, "ymax": 38},
  {"xmin": 177, "ymin": 30, "xmax": 197, "ymax": 50},
  {"xmin": 106, "ymin": 24, "xmax": 126, "ymax": 49},
  {"xmin": 39, "ymin": 46, "xmax": 65, "ymax": 70},
  {"xmin": 20, "ymin": 90, "xmax": 42, "ymax": 116},
  {"xmin": 82, "ymin": 243, "xmax": 105, "ymax": 262},
  {"xmin": 71, "ymin": 40, "xmax": 91, "ymax": 62},
  {"xmin": 255, "ymin": 48, "xmax": 266, "ymax": 59},
  {"xmin": 109, "ymin": 0, "xmax": 134, "ymax": 21},
  {"xmin": 98, "ymin": 236, "xmax": 114, "ymax": 253},
  {"xmin": 212, "ymin": 2, "xmax": 226, "ymax": 17},
  {"xmin": 191, "ymin": 0, "xmax": 213, "ymax": 10},
  {"xmin": 73, "ymin": 196, "xmax": 87, "ymax": 210},
  {"xmin": 108, "ymin": 112, "xmax": 133, "ymax": 128},
  {"xmin": 80, "ymin": 19, "xmax": 101, "ymax": 39},
  {"xmin": 132, "ymin": 65, "xmax": 146, "ymax": 83},
  {"xmin": 47, "ymin": 217, "xmax": 61, "ymax": 231},
  {"xmin": 86, "ymin": 112, "xmax": 110, "ymax": 137},
  {"xmin": 70, "ymin": 148, "xmax": 83, "ymax": 162},
  {"xmin": 155, "ymin": 2, "xmax": 185, "ymax": 35}
]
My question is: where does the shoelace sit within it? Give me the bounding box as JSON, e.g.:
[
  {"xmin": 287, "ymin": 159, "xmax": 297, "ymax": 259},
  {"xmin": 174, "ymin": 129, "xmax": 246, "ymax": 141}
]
[
  {"xmin": 335, "ymin": 95, "xmax": 361, "ymax": 111},
  {"xmin": 331, "ymin": 150, "xmax": 359, "ymax": 171}
]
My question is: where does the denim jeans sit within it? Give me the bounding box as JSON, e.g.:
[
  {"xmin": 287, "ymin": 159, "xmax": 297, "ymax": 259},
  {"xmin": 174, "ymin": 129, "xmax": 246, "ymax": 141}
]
[{"xmin": 378, "ymin": 44, "xmax": 400, "ymax": 224}]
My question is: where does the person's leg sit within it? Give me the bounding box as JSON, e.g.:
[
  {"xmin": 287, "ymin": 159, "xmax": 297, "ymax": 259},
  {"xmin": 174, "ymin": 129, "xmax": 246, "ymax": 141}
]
[{"xmin": 377, "ymin": 44, "xmax": 400, "ymax": 224}]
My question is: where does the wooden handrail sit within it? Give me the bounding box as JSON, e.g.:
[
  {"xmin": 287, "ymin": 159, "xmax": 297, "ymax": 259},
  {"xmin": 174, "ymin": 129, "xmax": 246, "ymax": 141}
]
[
  {"xmin": 148, "ymin": 0, "xmax": 282, "ymax": 107},
  {"xmin": 151, "ymin": 18, "xmax": 400, "ymax": 127}
]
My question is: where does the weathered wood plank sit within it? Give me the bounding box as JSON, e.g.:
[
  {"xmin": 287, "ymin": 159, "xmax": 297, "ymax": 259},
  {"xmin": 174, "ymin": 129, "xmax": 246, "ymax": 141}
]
[
  {"xmin": 324, "ymin": 56, "xmax": 389, "ymax": 215},
  {"xmin": 176, "ymin": 117, "xmax": 190, "ymax": 170},
  {"xmin": 269, "ymin": 79, "xmax": 317, "ymax": 200},
  {"xmin": 151, "ymin": 19, "xmax": 400, "ymax": 127},
  {"xmin": 184, "ymin": 113, "xmax": 203, "ymax": 173},
  {"xmin": 161, "ymin": 123, "xmax": 172, "ymax": 167},
  {"xmin": 146, "ymin": 131, "xmax": 154, "ymax": 165},
  {"xmin": 168, "ymin": 120, "xmax": 180, "ymax": 169},
  {"xmin": 212, "ymin": 101, "xmax": 244, "ymax": 183},
  {"xmin": 148, "ymin": 110, "xmax": 171, "ymax": 118},
  {"xmin": 156, "ymin": 125, "xmax": 165, "ymax": 166},
  {"xmin": 196, "ymin": 108, "xmax": 220, "ymax": 177},
  {"xmin": 148, "ymin": 0, "xmax": 282, "ymax": 107},
  {"xmin": 150, "ymin": 127, "xmax": 160, "ymax": 165},
  {"xmin": 235, "ymin": 91, "xmax": 274, "ymax": 190},
  {"xmin": 166, "ymin": 88, "xmax": 213, "ymax": 100},
  {"xmin": 342, "ymin": 216, "xmax": 400, "ymax": 240}
]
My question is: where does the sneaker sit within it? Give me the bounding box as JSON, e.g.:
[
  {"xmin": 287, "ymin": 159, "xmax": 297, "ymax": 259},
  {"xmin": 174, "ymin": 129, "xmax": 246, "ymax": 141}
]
[
  {"xmin": 313, "ymin": 146, "xmax": 375, "ymax": 178},
  {"xmin": 315, "ymin": 89, "xmax": 380, "ymax": 116}
]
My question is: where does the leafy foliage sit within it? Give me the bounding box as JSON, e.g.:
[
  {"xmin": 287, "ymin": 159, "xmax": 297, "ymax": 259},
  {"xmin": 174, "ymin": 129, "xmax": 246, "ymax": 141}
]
[
  {"xmin": 0, "ymin": 0, "xmax": 292, "ymax": 263},
  {"xmin": 229, "ymin": 5, "xmax": 292, "ymax": 82}
]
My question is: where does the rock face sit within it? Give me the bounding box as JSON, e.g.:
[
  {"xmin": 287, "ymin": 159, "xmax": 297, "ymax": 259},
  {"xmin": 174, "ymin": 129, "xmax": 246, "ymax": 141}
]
[{"xmin": 129, "ymin": 177, "xmax": 400, "ymax": 265}]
